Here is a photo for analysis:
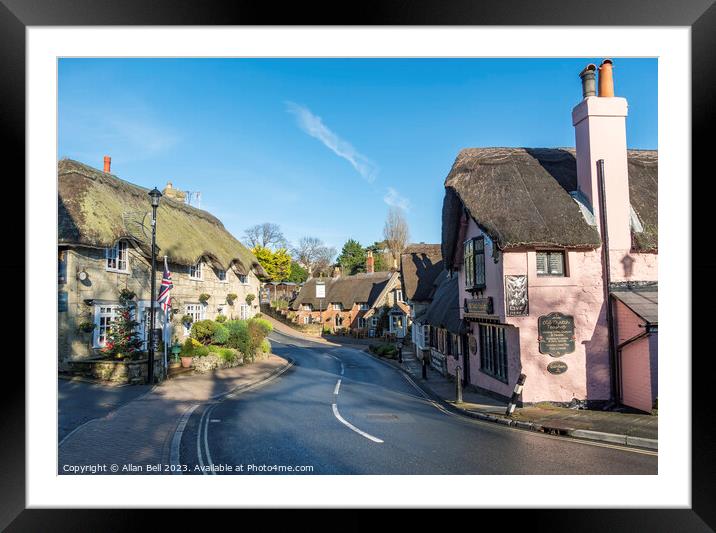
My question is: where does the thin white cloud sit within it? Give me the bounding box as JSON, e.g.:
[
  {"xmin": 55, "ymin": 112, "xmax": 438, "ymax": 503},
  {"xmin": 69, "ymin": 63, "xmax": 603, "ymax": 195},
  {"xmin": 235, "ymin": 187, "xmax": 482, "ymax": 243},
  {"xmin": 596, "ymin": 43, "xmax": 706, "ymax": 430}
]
[
  {"xmin": 384, "ymin": 187, "xmax": 411, "ymax": 211},
  {"xmin": 286, "ymin": 102, "xmax": 377, "ymax": 183}
]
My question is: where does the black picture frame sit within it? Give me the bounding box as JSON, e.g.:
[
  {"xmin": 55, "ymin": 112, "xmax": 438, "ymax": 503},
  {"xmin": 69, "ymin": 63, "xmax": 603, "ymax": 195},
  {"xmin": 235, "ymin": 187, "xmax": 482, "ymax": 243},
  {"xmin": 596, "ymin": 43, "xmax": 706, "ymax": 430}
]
[{"xmin": 4, "ymin": 0, "xmax": 713, "ymax": 528}]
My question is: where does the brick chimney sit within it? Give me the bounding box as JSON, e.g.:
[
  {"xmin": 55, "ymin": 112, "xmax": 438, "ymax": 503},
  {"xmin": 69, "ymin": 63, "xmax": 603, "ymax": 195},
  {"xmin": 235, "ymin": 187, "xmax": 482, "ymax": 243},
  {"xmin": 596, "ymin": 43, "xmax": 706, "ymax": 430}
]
[
  {"xmin": 332, "ymin": 265, "xmax": 341, "ymax": 278},
  {"xmin": 366, "ymin": 250, "xmax": 374, "ymax": 274},
  {"xmin": 103, "ymin": 155, "xmax": 111, "ymax": 173},
  {"xmin": 572, "ymin": 59, "xmax": 632, "ymax": 269}
]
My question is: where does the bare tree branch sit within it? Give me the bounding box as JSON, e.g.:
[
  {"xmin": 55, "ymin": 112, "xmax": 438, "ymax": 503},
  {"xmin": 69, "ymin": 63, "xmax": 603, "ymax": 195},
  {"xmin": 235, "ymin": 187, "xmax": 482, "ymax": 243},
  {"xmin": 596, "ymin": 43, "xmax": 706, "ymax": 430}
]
[
  {"xmin": 243, "ymin": 223, "xmax": 287, "ymax": 249},
  {"xmin": 382, "ymin": 207, "xmax": 410, "ymax": 269},
  {"xmin": 292, "ymin": 236, "xmax": 336, "ymax": 277}
]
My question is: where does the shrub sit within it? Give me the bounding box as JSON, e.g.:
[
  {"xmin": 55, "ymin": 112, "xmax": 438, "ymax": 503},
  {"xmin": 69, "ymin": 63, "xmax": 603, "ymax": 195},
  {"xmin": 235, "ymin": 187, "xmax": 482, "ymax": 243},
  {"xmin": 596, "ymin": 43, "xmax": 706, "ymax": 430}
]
[
  {"xmin": 260, "ymin": 338, "xmax": 271, "ymax": 353},
  {"xmin": 226, "ymin": 293, "xmax": 238, "ymax": 305},
  {"xmin": 246, "ymin": 293, "xmax": 256, "ymax": 305},
  {"xmin": 225, "ymin": 320, "xmax": 250, "ymax": 354},
  {"xmin": 191, "ymin": 319, "xmax": 219, "ymax": 345},
  {"xmin": 181, "ymin": 314, "xmax": 194, "ymax": 327},
  {"xmin": 193, "ymin": 345, "xmax": 210, "ymax": 357},
  {"xmin": 212, "ymin": 323, "xmax": 229, "ymax": 345},
  {"xmin": 215, "ymin": 314, "xmax": 227, "ymax": 323},
  {"xmin": 181, "ymin": 337, "xmax": 202, "ymax": 356},
  {"xmin": 218, "ymin": 347, "xmax": 238, "ymax": 363},
  {"xmin": 250, "ymin": 317, "xmax": 273, "ymax": 337},
  {"xmin": 199, "ymin": 293, "xmax": 211, "ymax": 304}
]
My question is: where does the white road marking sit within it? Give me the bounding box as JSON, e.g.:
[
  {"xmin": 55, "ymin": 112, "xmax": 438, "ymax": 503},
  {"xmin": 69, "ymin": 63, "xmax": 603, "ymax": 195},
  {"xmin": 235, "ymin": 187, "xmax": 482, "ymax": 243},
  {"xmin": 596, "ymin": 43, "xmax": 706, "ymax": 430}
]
[
  {"xmin": 169, "ymin": 403, "xmax": 199, "ymax": 475},
  {"xmin": 334, "ymin": 379, "xmax": 342, "ymax": 395},
  {"xmin": 340, "ymin": 363, "xmax": 344, "ymax": 375},
  {"xmin": 332, "ymin": 403, "xmax": 383, "ymax": 443}
]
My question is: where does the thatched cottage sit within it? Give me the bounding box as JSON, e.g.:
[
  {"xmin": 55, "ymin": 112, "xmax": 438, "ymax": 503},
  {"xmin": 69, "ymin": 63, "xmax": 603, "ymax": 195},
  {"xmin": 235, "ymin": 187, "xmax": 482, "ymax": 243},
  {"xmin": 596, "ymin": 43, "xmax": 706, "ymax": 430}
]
[
  {"xmin": 57, "ymin": 158, "xmax": 265, "ymax": 368},
  {"xmin": 399, "ymin": 243, "xmax": 444, "ymax": 349},
  {"xmin": 440, "ymin": 60, "xmax": 658, "ymax": 412},
  {"xmin": 290, "ymin": 255, "xmax": 408, "ymax": 337}
]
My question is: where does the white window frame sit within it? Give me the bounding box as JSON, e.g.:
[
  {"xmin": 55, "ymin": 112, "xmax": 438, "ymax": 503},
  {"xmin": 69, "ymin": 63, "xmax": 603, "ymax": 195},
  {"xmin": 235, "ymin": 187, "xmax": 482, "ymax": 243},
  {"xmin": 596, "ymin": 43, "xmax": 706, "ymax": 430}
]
[
  {"xmin": 332, "ymin": 303, "xmax": 342, "ymax": 311},
  {"xmin": 189, "ymin": 260, "xmax": 203, "ymax": 280},
  {"xmin": 240, "ymin": 303, "xmax": 250, "ymax": 320},
  {"xmin": 238, "ymin": 273, "xmax": 249, "ymax": 285},
  {"xmin": 536, "ymin": 250, "xmax": 567, "ymax": 277},
  {"xmin": 184, "ymin": 303, "xmax": 205, "ymax": 334},
  {"xmin": 93, "ymin": 304, "xmax": 119, "ymax": 348},
  {"xmin": 303, "ymin": 304, "xmax": 312, "ymax": 311},
  {"xmin": 303, "ymin": 316, "xmax": 310, "ymax": 325},
  {"xmin": 358, "ymin": 302, "xmax": 369, "ymax": 311},
  {"xmin": 358, "ymin": 317, "xmax": 367, "ymax": 329},
  {"xmin": 395, "ymin": 289, "xmax": 403, "ymax": 302},
  {"xmin": 371, "ymin": 317, "xmax": 378, "ymax": 327},
  {"xmin": 105, "ymin": 241, "xmax": 129, "ymax": 273}
]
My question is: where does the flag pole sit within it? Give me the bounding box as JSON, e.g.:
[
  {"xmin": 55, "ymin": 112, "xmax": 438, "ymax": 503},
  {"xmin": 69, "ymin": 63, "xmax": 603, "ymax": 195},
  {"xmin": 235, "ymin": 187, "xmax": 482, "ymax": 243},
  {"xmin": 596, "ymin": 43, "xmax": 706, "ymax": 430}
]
[{"xmin": 163, "ymin": 255, "xmax": 169, "ymax": 377}]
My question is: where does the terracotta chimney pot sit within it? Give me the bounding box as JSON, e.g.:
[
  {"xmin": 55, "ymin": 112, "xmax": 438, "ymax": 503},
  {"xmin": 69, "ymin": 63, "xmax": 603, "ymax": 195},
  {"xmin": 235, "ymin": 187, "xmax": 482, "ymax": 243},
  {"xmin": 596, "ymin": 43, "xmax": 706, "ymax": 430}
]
[
  {"xmin": 598, "ymin": 59, "xmax": 615, "ymax": 97},
  {"xmin": 103, "ymin": 155, "xmax": 111, "ymax": 173}
]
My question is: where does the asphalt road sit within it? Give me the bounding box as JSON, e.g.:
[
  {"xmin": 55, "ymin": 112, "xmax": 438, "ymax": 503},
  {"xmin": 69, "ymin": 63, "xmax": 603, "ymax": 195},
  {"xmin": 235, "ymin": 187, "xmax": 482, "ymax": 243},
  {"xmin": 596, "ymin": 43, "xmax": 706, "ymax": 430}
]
[{"xmin": 179, "ymin": 331, "xmax": 658, "ymax": 475}]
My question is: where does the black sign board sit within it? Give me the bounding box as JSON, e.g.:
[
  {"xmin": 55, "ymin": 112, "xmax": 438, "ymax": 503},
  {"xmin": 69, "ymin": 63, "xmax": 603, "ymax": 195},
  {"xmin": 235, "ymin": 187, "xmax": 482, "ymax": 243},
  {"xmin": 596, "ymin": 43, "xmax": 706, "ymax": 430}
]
[
  {"xmin": 465, "ymin": 297, "xmax": 493, "ymax": 315},
  {"xmin": 547, "ymin": 361, "xmax": 568, "ymax": 375},
  {"xmin": 538, "ymin": 312, "xmax": 575, "ymax": 357},
  {"xmin": 505, "ymin": 275, "xmax": 528, "ymax": 316}
]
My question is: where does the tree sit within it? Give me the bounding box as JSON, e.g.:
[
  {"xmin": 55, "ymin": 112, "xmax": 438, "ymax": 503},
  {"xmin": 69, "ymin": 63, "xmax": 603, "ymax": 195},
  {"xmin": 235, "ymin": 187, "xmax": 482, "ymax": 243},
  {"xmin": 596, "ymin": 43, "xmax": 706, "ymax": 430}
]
[
  {"xmin": 103, "ymin": 292, "xmax": 143, "ymax": 359},
  {"xmin": 383, "ymin": 207, "xmax": 410, "ymax": 269},
  {"xmin": 336, "ymin": 238, "xmax": 367, "ymax": 275},
  {"xmin": 287, "ymin": 261, "xmax": 309, "ymax": 284},
  {"xmin": 252, "ymin": 246, "xmax": 292, "ymax": 282},
  {"xmin": 243, "ymin": 223, "xmax": 287, "ymax": 249},
  {"xmin": 292, "ymin": 236, "xmax": 336, "ymax": 277}
]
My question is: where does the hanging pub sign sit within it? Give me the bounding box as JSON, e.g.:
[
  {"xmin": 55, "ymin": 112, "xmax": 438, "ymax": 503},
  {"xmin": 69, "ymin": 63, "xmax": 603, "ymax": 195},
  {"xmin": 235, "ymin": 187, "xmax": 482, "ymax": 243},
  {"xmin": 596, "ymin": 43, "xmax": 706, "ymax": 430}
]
[
  {"xmin": 315, "ymin": 281, "xmax": 326, "ymax": 299},
  {"xmin": 505, "ymin": 275, "xmax": 529, "ymax": 316},
  {"xmin": 547, "ymin": 361, "xmax": 568, "ymax": 375},
  {"xmin": 538, "ymin": 312, "xmax": 575, "ymax": 357},
  {"xmin": 464, "ymin": 297, "xmax": 493, "ymax": 315}
]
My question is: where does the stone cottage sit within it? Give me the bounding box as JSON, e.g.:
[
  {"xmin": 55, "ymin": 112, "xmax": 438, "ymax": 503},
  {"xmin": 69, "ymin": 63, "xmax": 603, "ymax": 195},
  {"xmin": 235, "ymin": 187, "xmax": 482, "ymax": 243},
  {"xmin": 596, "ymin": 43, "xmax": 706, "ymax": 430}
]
[
  {"xmin": 440, "ymin": 60, "xmax": 658, "ymax": 411},
  {"xmin": 58, "ymin": 157, "xmax": 265, "ymax": 368},
  {"xmin": 290, "ymin": 255, "xmax": 408, "ymax": 337}
]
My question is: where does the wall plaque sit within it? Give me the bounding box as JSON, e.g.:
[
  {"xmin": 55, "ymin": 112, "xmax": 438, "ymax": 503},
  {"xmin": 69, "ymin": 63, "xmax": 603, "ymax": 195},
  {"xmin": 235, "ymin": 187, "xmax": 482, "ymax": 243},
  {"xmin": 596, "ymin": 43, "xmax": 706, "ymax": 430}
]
[
  {"xmin": 547, "ymin": 361, "xmax": 568, "ymax": 374},
  {"xmin": 538, "ymin": 312, "xmax": 575, "ymax": 357},
  {"xmin": 465, "ymin": 297, "xmax": 493, "ymax": 315},
  {"xmin": 505, "ymin": 275, "xmax": 528, "ymax": 316}
]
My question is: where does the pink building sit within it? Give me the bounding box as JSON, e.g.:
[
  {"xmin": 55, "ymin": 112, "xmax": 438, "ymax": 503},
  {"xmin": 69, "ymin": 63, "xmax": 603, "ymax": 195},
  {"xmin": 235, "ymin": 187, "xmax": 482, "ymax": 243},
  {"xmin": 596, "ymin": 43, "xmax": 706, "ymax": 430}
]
[{"xmin": 440, "ymin": 60, "xmax": 657, "ymax": 411}]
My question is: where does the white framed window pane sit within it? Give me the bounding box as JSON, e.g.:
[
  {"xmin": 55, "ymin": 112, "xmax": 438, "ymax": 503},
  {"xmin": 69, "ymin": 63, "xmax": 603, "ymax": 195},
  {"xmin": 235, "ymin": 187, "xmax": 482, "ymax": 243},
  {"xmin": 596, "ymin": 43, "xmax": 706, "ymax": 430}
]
[
  {"xmin": 549, "ymin": 252, "xmax": 565, "ymax": 275},
  {"xmin": 536, "ymin": 252, "xmax": 548, "ymax": 275}
]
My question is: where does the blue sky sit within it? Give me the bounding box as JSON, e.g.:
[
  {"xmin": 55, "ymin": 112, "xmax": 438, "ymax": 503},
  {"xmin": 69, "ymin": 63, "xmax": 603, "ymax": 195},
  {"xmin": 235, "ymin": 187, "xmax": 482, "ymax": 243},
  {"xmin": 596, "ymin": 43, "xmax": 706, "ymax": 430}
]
[{"xmin": 58, "ymin": 58, "xmax": 657, "ymax": 251}]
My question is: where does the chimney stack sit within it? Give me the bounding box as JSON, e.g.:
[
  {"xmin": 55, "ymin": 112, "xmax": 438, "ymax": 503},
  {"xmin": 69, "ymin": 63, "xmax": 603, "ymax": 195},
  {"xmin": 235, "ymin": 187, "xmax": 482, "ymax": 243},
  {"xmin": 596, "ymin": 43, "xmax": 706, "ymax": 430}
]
[
  {"xmin": 366, "ymin": 250, "xmax": 374, "ymax": 274},
  {"xmin": 103, "ymin": 155, "xmax": 111, "ymax": 173},
  {"xmin": 572, "ymin": 59, "xmax": 632, "ymax": 280},
  {"xmin": 333, "ymin": 265, "xmax": 341, "ymax": 278}
]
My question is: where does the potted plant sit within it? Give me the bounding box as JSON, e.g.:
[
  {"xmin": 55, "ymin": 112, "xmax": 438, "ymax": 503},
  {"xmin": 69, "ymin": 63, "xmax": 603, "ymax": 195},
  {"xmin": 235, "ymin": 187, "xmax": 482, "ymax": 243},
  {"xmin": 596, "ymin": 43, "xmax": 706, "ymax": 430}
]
[
  {"xmin": 226, "ymin": 293, "xmax": 238, "ymax": 305},
  {"xmin": 180, "ymin": 338, "xmax": 195, "ymax": 368},
  {"xmin": 181, "ymin": 314, "xmax": 194, "ymax": 329},
  {"xmin": 199, "ymin": 293, "xmax": 211, "ymax": 304},
  {"xmin": 245, "ymin": 293, "xmax": 256, "ymax": 307}
]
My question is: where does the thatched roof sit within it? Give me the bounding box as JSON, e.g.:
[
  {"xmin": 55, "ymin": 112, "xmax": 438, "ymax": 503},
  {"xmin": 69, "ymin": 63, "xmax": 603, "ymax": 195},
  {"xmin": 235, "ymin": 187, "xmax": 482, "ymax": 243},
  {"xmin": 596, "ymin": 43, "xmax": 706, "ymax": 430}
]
[
  {"xmin": 290, "ymin": 272, "xmax": 392, "ymax": 311},
  {"xmin": 58, "ymin": 159, "xmax": 264, "ymax": 274},
  {"xmin": 420, "ymin": 271, "xmax": 464, "ymax": 335},
  {"xmin": 400, "ymin": 243, "xmax": 444, "ymax": 303},
  {"xmin": 442, "ymin": 148, "xmax": 658, "ymax": 269}
]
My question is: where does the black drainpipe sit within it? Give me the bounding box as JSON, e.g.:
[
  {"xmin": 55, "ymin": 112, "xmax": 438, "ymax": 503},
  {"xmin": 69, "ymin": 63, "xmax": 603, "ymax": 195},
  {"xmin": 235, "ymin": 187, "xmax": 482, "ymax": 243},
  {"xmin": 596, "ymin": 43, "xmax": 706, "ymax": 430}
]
[{"xmin": 597, "ymin": 159, "xmax": 619, "ymax": 404}]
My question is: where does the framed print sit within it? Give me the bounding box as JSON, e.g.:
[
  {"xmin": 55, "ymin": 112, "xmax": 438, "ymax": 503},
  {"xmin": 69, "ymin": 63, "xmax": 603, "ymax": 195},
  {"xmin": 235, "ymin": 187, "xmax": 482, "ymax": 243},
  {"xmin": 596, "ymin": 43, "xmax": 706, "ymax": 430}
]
[{"xmin": 5, "ymin": 0, "xmax": 714, "ymax": 529}]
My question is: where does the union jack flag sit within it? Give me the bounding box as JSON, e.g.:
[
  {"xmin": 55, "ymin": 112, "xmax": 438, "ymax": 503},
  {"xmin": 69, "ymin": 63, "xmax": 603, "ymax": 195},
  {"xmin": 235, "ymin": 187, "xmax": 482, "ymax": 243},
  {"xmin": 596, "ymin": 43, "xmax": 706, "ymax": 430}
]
[{"xmin": 157, "ymin": 257, "xmax": 173, "ymax": 313}]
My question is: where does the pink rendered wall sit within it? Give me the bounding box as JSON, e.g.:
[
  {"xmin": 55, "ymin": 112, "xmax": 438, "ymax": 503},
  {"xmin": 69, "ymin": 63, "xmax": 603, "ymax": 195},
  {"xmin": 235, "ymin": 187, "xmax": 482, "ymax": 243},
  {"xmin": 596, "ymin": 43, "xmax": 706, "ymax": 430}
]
[
  {"xmin": 457, "ymin": 219, "xmax": 610, "ymax": 402},
  {"xmin": 620, "ymin": 338, "xmax": 653, "ymax": 412},
  {"xmin": 614, "ymin": 300, "xmax": 644, "ymax": 343},
  {"xmin": 503, "ymin": 248, "xmax": 611, "ymax": 403},
  {"xmin": 610, "ymin": 250, "xmax": 658, "ymax": 283}
]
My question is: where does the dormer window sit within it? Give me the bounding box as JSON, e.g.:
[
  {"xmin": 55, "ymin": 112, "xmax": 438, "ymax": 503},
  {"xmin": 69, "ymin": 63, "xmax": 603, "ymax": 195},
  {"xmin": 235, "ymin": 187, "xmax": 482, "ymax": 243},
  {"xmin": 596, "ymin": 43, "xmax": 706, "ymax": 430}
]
[
  {"xmin": 238, "ymin": 274, "xmax": 248, "ymax": 284},
  {"xmin": 358, "ymin": 302, "xmax": 369, "ymax": 311},
  {"xmin": 216, "ymin": 269, "xmax": 227, "ymax": 282},
  {"xmin": 395, "ymin": 289, "xmax": 403, "ymax": 302},
  {"xmin": 106, "ymin": 240, "xmax": 129, "ymax": 273},
  {"xmin": 332, "ymin": 303, "xmax": 342, "ymax": 311},
  {"xmin": 463, "ymin": 236, "xmax": 486, "ymax": 291},
  {"xmin": 189, "ymin": 260, "xmax": 203, "ymax": 280}
]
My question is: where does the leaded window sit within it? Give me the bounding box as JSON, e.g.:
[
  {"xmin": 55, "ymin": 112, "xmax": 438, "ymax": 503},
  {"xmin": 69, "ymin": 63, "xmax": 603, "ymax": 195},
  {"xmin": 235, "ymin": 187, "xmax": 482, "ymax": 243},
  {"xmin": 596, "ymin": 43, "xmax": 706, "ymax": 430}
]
[
  {"xmin": 463, "ymin": 236, "xmax": 486, "ymax": 291},
  {"xmin": 478, "ymin": 323, "xmax": 508, "ymax": 383},
  {"xmin": 536, "ymin": 251, "xmax": 566, "ymax": 277}
]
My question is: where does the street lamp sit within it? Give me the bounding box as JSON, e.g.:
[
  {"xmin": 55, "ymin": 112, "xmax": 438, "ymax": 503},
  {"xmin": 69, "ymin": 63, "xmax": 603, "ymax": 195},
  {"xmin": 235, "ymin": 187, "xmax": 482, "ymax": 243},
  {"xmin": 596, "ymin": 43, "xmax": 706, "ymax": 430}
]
[{"xmin": 147, "ymin": 187, "xmax": 162, "ymax": 384}]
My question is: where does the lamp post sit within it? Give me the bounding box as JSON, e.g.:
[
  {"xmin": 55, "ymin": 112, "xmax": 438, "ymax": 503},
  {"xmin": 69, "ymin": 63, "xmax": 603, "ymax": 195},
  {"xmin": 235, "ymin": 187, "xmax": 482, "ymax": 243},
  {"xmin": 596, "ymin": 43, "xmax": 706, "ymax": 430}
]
[{"xmin": 147, "ymin": 186, "xmax": 162, "ymax": 384}]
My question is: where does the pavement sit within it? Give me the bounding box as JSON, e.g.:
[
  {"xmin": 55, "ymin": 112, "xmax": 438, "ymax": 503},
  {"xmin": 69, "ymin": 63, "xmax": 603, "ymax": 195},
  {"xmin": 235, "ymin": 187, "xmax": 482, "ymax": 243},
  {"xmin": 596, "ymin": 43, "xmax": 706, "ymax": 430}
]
[{"xmin": 58, "ymin": 354, "xmax": 289, "ymax": 474}]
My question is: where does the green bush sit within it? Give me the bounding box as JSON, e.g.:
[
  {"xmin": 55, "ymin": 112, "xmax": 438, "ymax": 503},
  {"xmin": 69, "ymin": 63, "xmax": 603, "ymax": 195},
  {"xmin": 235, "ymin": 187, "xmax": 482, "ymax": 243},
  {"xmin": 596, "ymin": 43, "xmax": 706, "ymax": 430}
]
[
  {"xmin": 372, "ymin": 343, "xmax": 397, "ymax": 358},
  {"xmin": 215, "ymin": 314, "xmax": 227, "ymax": 323},
  {"xmin": 251, "ymin": 317, "xmax": 273, "ymax": 337},
  {"xmin": 191, "ymin": 319, "xmax": 219, "ymax": 345},
  {"xmin": 181, "ymin": 337, "xmax": 202, "ymax": 356},
  {"xmin": 212, "ymin": 323, "xmax": 229, "ymax": 345},
  {"xmin": 219, "ymin": 347, "xmax": 238, "ymax": 363},
  {"xmin": 193, "ymin": 345, "xmax": 210, "ymax": 357},
  {"xmin": 261, "ymin": 338, "xmax": 271, "ymax": 353},
  {"xmin": 225, "ymin": 320, "xmax": 250, "ymax": 354}
]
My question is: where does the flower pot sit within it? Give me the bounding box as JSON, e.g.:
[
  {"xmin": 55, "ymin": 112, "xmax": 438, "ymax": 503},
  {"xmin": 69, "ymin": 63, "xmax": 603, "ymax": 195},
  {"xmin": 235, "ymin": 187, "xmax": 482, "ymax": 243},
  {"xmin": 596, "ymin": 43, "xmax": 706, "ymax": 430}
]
[{"xmin": 180, "ymin": 356, "xmax": 193, "ymax": 368}]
